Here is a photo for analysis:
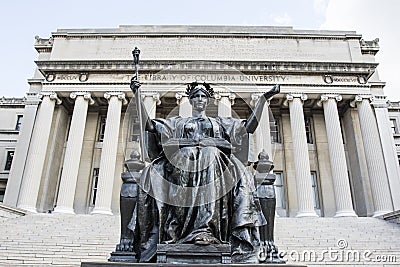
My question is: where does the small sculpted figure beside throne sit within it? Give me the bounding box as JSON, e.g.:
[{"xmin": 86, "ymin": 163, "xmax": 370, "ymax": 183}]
[{"xmin": 112, "ymin": 80, "xmax": 281, "ymax": 264}]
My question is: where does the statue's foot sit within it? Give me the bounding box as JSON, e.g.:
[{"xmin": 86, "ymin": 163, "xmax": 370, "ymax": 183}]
[
  {"xmin": 116, "ymin": 238, "xmax": 133, "ymax": 252},
  {"xmin": 194, "ymin": 233, "xmax": 221, "ymax": 245}
]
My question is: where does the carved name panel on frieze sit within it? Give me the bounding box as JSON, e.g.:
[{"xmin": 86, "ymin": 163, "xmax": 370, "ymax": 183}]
[
  {"xmin": 323, "ymin": 75, "xmax": 367, "ymax": 84},
  {"xmin": 46, "ymin": 73, "xmax": 289, "ymax": 84},
  {"xmin": 45, "ymin": 73, "xmax": 89, "ymax": 82},
  {"xmin": 44, "ymin": 72, "xmax": 367, "ymax": 86}
]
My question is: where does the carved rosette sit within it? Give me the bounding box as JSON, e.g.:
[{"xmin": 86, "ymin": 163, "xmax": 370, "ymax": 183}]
[
  {"xmin": 70, "ymin": 92, "xmax": 95, "ymax": 105},
  {"xmin": 104, "ymin": 92, "xmax": 128, "ymax": 105}
]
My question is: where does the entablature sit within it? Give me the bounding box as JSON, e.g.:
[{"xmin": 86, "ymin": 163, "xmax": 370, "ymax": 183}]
[{"xmin": 36, "ymin": 60, "xmax": 378, "ymax": 82}]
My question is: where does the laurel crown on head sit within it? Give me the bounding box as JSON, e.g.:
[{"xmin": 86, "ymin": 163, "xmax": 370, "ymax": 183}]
[{"xmin": 186, "ymin": 82, "xmax": 215, "ymax": 98}]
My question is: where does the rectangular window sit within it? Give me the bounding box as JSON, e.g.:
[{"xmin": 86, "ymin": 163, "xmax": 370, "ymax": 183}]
[
  {"xmin": 390, "ymin": 118, "xmax": 399, "ymax": 134},
  {"xmin": 97, "ymin": 116, "xmax": 107, "ymax": 142},
  {"xmin": 0, "ymin": 189, "xmax": 5, "ymax": 202},
  {"xmin": 90, "ymin": 168, "xmax": 100, "ymax": 206},
  {"xmin": 305, "ymin": 117, "xmax": 314, "ymax": 144},
  {"xmin": 274, "ymin": 172, "xmax": 285, "ymax": 209},
  {"xmin": 270, "ymin": 118, "xmax": 281, "ymax": 143},
  {"xmin": 311, "ymin": 171, "xmax": 320, "ymax": 209},
  {"xmin": 4, "ymin": 151, "xmax": 14, "ymax": 171},
  {"xmin": 15, "ymin": 115, "xmax": 23, "ymax": 131}
]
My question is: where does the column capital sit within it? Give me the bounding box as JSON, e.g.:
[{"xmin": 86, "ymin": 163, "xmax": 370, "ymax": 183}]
[
  {"xmin": 371, "ymin": 95, "xmax": 389, "ymax": 108},
  {"xmin": 214, "ymin": 92, "xmax": 236, "ymax": 105},
  {"xmin": 175, "ymin": 92, "xmax": 186, "ymax": 104},
  {"xmin": 70, "ymin": 92, "xmax": 95, "ymax": 105},
  {"xmin": 142, "ymin": 92, "xmax": 161, "ymax": 105},
  {"xmin": 284, "ymin": 93, "xmax": 307, "ymax": 106},
  {"xmin": 40, "ymin": 92, "xmax": 62, "ymax": 105},
  {"xmin": 250, "ymin": 93, "xmax": 270, "ymax": 107},
  {"xmin": 350, "ymin": 94, "xmax": 373, "ymax": 107},
  {"xmin": 104, "ymin": 92, "xmax": 128, "ymax": 105},
  {"xmin": 317, "ymin": 94, "xmax": 342, "ymax": 107}
]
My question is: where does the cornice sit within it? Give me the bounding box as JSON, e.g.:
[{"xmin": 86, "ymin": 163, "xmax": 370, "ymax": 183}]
[
  {"xmin": 51, "ymin": 25, "xmax": 361, "ymax": 40},
  {"xmin": 53, "ymin": 33, "xmax": 360, "ymax": 41}
]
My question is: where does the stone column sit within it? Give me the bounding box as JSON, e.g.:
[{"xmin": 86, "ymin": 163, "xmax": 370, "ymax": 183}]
[
  {"xmin": 92, "ymin": 92, "xmax": 127, "ymax": 215},
  {"xmin": 176, "ymin": 92, "xmax": 192, "ymax": 118},
  {"xmin": 372, "ymin": 96, "xmax": 400, "ymax": 210},
  {"xmin": 17, "ymin": 92, "xmax": 62, "ymax": 212},
  {"xmin": 4, "ymin": 93, "xmax": 41, "ymax": 206},
  {"xmin": 251, "ymin": 93, "xmax": 272, "ymax": 157},
  {"xmin": 286, "ymin": 93, "xmax": 318, "ymax": 217},
  {"xmin": 319, "ymin": 95, "xmax": 357, "ymax": 217},
  {"xmin": 54, "ymin": 92, "xmax": 94, "ymax": 214},
  {"xmin": 215, "ymin": 92, "xmax": 235, "ymax": 117},
  {"xmin": 143, "ymin": 92, "xmax": 161, "ymax": 119},
  {"xmin": 351, "ymin": 95, "xmax": 393, "ymax": 216}
]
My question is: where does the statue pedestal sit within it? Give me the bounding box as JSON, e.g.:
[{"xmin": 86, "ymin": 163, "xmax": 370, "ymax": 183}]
[
  {"xmin": 108, "ymin": 251, "xmax": 137, "ymax": 263},
  {"xmin": 157, "ymin": 244, "xmax": 231, "ymax": 264}
]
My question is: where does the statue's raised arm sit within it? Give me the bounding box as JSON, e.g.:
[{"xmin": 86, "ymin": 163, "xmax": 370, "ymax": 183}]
[
  {"xmin": 130, "ymin": 79, "xmax": 155, "ymax": 133},
  {"xmin": 245, "ymin": 84, "xmax": 280, "ymax": 134}
]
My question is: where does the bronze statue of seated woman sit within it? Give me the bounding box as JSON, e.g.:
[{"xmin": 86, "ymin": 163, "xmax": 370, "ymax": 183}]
[{"xmin": 129, "ymin": 80, "xmax": 280, "ymax": 263}]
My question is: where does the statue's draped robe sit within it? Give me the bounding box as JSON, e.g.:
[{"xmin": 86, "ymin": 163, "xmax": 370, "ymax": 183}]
[{"xmin": 132, "ymin": 116, "xmax": 266, "ymax": 262}]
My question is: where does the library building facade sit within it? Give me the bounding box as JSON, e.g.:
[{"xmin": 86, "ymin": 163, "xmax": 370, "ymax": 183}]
[{"xmin": 1, "ymin": 25, "xmax": 400, "ymax": 218}]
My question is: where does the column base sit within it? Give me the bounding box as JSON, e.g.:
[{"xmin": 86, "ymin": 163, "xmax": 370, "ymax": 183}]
[
  {"xmin": 53, "ymin": 206, "xmax": 75, "ymax": 214},
  {"xmin": 17, "ymin": 204, "xmax": 38, "ymax": 213},
  {"xmin": 295, "ymin": 210, "xmax": 319, "ymax": 217},
  {"xmin": 334, "ymin": 210, "xmax": 358, "ymax": 217},
  {"xmin": 91, "ymin": 207, "xmax": 113, "ymax": 215},
  {"xmin": 372, "ymin": 210, "xmax": 393, "ymax": 218}
]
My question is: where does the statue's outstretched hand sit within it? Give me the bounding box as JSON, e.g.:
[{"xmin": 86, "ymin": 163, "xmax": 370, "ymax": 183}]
[
  {"xmin": 263, "ymin": 84, "xmax": 280, "ymax": 100},
  {"xmin": 130, "ymin": 77, "xmax": 141, "ymax": 94}
]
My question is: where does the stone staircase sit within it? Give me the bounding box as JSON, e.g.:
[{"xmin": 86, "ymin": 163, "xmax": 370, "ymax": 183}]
[
  {"xmin": 0, "ymin": 213, "xmax": 399, "ymax": 266},
  {"xmin": 0, "ymin": 203, "xmax": 26, "ymax": 219}
]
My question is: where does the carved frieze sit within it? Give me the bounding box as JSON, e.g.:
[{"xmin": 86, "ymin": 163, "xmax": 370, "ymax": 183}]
[{"xmin": 36, "ymin": 60, "xmax": 378, "ymax": 77}]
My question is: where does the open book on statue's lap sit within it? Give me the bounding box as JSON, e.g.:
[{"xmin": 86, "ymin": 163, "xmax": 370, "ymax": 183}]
[{"xmin": 162, "ymin": 138, "xmax": 232, "ymax": 155}]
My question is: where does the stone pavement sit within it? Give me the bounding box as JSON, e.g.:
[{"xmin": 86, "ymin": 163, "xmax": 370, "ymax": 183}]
[{"xmin": 0, "ymin": 213, "xmax": 399, "ymax": 266}]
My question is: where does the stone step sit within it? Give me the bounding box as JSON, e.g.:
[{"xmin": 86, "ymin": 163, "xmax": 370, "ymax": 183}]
[{"xmin": 0, "ymin": 214, "xmax": 398, "ymax": 266}]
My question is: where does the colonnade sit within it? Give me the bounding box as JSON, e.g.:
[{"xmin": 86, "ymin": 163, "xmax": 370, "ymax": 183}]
[{"xmin": 13, "ymin": 90, "xmax": 397, "ymax": 216}]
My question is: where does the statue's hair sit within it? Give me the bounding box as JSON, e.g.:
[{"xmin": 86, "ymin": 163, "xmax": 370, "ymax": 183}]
[{"xmin": 186, "ymin": 82, "xmax": 214, "ymax": 98}]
